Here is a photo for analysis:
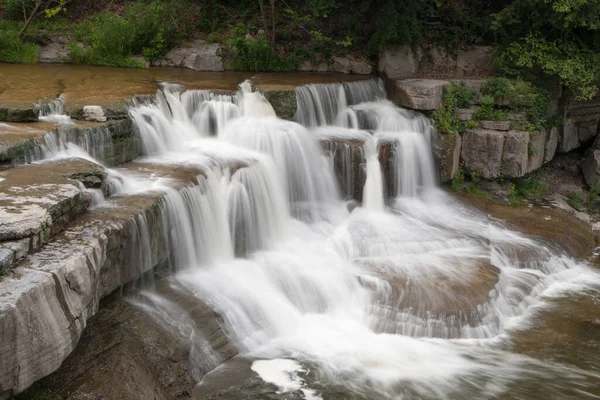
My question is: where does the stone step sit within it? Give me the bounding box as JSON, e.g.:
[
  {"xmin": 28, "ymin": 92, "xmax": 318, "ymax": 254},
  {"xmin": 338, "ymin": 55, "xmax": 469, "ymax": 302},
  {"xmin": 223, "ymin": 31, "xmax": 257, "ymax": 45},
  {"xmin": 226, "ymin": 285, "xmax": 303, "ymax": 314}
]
[
  {"xmin": 0, "ymin": 161, "xmax": 208, "ymax": 399},
  {"xmin": 0, "ymin": 119, "xmax": 139, "ymax": 168},
  {"xmin": 0, "ymin": 159, "xmax": 107, "ymax": 273}
]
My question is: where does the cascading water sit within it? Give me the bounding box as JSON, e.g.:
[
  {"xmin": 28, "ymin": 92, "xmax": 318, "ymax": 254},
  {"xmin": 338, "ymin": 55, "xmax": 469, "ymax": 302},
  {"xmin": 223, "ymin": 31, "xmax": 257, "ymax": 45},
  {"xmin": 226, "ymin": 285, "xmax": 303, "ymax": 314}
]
[{"xmin": 46, "ymin": 77, "xmax": 600, "ymax": 398}]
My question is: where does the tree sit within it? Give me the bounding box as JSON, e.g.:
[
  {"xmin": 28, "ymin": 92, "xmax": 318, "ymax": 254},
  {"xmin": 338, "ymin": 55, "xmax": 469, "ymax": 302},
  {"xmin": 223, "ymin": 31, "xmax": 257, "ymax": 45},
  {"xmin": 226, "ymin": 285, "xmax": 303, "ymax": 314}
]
[
  {"xmin": 257, "ymin": 0, "xmax": 277, "ymax": 44},
  {"xmin": 492, "ymin": 0, "xmax": 600, "ymax": 100},
  {"xmin": 19, "ymin": 0, "xmax": 71, "ymax": 37}
]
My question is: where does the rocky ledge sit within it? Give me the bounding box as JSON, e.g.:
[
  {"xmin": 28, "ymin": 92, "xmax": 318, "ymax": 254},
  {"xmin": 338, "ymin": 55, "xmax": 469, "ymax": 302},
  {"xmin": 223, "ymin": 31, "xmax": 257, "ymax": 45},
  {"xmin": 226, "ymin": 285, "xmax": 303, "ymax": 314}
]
[{"xmin": 0, "ymin": 159, "xmax": 210, "ymax": 399}]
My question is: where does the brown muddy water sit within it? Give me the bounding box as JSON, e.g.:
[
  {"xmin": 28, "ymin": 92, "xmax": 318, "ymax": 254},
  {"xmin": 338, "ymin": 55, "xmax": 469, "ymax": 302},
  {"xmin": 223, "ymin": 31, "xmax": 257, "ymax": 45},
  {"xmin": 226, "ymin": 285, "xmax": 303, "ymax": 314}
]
[{"xmin": 0, "ymin": 63, "xmax": 369, "ymax": 109}]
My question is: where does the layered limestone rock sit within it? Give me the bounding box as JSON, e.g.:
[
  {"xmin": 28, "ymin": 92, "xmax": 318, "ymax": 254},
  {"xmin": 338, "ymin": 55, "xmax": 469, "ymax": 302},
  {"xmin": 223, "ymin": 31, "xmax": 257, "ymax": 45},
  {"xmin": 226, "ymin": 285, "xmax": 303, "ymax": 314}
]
[
  {"xmin": 582, "ymin": 150, "xmax": 600, "ymax": 187},
  {"xmin": 0, "ymin": 161, "xmax": 206, "ymax": 399},
  {"xmin": 379, "ymin": 45, "xmax": 495, "ymax": 80},
  {"xmin": 461, "ymin": 129, "xmax": 505, "ymax": 179},
  {"xmin": 558, "ymin": 95, "xmax": 600, "ymax": 153},
  {"xmin": 297, "ymin": 55, "xmax": 373, "ymax": 74},
  {"xmin": 0, "ymin": 159, "xmax": 106, "ymax": 273},
  {"xmin": 431, "ymin": 131, "xmax": 461, "ymax": 182},
  {"xmin": 152, "ymin": 39, "xmax": 225, "ymax": 71},
  {"xmin": 387, "ymin": 79, "xmax": 450, "ymax": 111},
  {"xmin": 23, "ymin": 282, "xmax": 237, "ymax": 400}
]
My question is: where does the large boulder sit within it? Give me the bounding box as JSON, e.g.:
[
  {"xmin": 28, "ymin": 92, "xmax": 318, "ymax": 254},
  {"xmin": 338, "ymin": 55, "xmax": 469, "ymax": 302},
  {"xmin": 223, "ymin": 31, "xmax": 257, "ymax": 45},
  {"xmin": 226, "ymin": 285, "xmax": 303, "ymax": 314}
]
[
  {"xmin": 461, "ymin": 129, "xmax": 505, "ymax": 179},
  {"xmin": 331, "ymin": 55, "xmax": 373, "ymax": 75},
  {"xmin": 38, "ymin": 42, "xmax": 69, "ymax": 64},
  {"xmin": 582, "ymin": 150, "xmax": 600, "ymax": 187},
  {"xmin": 431, "ymin": 131, "xmax": 461, "ymax": 182},
  {"xmin": 262, "ymin": 90, "xmax": 297, "ymax": 120},
  {"xmin": 388, "ymin": 79, "xmax": 450, "ymax": 111},
  {"xmin": 502, "ymin": 131, "xmax": 529, "ymax": 178},
  {"xmin": 153, "ymin": 39, "xmax": 225, "ymax": 71}
]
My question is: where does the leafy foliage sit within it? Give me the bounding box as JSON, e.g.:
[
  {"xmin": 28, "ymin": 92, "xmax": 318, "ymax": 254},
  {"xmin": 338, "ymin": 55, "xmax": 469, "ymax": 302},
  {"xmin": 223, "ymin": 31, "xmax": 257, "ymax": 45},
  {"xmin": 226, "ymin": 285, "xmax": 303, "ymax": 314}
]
[
  {"xmin": 433, "ymin": 82, "xmax": 475, "ymax": 137},
  {"xmin": 228, "ymin": 25, "xmax": 298, "ymax": 72},
  {"xmin": 492, "ymin": 0, "xmax": 600, "ymax": 100},
  {"xmin": 0, "ymin": 29, "xmax": 39, "ymax": 63}
]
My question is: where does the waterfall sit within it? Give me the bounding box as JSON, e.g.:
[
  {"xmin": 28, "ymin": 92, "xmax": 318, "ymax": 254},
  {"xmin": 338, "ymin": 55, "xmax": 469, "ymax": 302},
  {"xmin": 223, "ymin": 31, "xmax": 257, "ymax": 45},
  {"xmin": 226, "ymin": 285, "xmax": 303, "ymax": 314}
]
[
  {"xmin": 63, "ymin": 77, "xmax": 600, "ymax": 398},
  {"xmin": 35, "ymin": 94, "xmax": 71, "ymax": 123},
  {"xmin": 294, "ymin": 79, "xmax": 386, "ymax": 126}
]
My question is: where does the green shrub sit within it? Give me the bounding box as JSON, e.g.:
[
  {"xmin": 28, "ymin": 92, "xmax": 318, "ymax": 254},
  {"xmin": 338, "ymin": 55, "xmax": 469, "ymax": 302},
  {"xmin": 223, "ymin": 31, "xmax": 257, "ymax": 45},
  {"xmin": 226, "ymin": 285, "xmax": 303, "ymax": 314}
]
[
  {"xmin": 451, "ymin": 167, "xmax": 465, "ymax": 192},
  {"xmin": 0, "ymin": 30, "xmax": 39, "ymax": 63},
  {"xmin": 456, "ymin": 84, "xmax": 476, "ymax": 108},
  {"xmin": 474, "ymin": 95, "xmax": 495, "ymax": 120},
  {"xmin": 433, "ymin": 82, "xmax": 461, "ymax": 136},
  {"xmin": 513, "ymin": 176, "xmax": 547, "ymax": 199},
  {"xmin": 568, "ymin": 192, "xmax": 584, "ymax": 210},
  {"xmin": 587, "ymin": 185, "xmax": 600, "ymax": 210},
  {"xmin": 229, "ymin": 26, "xmax": 298, "ymax": 72}
]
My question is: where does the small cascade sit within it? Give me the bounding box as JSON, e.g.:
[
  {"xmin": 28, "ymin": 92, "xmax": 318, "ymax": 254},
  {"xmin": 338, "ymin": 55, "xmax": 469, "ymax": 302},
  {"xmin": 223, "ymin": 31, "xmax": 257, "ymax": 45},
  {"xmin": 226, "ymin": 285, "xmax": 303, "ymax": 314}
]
[
  {"xmin": 35, "ymin": 94, "xmax": 71, "ymax": 123},
  {"xmin": 295, "ymin": 79, "xmax": 385, "ymax": 126},
  {"xmin": 39, "ymin": 124, "xmax": 116, "ymax": 165},
  {"xmin": 362, "ymin": 137, "xmax": 385, "ymax": 210},
  {"xmin": 47, "ymin": 76, "xmax": 600, "ymax": 398}
]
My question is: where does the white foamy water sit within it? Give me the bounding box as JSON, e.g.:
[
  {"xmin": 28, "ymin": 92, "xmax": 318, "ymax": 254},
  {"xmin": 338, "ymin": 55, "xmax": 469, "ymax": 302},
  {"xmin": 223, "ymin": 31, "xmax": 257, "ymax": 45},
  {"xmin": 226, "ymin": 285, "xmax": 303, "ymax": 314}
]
[{"xmin": 252, "ymin": 359, "xmax": 322, "ymax": 399}]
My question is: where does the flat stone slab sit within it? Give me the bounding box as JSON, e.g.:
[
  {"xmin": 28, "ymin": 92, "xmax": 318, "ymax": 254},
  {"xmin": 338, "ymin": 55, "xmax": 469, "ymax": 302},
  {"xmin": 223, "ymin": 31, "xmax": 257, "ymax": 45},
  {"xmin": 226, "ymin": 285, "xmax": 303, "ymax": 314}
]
[
  {"xmin": 0, "ymin": 107, "xmax": 37, "ymax": 123},
  {"xmin": 388, "ymin": 79, "xmax": 451, "ymax": 111},
  {"xmin": 0, "ymin": 159, "xmax": 107, "ymax": 272},
  {"xmin": 479, "ymin": 120, "xmax": 511, "ymax": 131}
]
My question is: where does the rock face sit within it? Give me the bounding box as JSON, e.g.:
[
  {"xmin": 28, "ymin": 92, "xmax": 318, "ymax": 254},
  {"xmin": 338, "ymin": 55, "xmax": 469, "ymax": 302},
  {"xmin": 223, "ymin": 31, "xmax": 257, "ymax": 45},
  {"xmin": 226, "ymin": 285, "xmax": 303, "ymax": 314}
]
[
  {"xmin": 379, "ymin": 45, "xmax": 495, "ymax": 80},
  {"xmin": 582, "ymin": 150, "xmax": 600, "ymax": 187},
  {"xmin": 321, "ymin": 137, "xmax": 366, "ymax": 201},
  {"xmin": 502, "ymin": 131, "xmax": 530, "ymax": 178},
  {"xmin": 527, "ymin": 129, "xmax": 547, "ymax": 173},
  {"xmin": 387, "ymin": 79, "xmax": 450, "ymax": 111},
  {"xmin": 431, "ymin": 132, "xmax": 461, "ymax": 182},
  {"xmin": 544, "ymin": 126, "xmax": 559, "ymax": 164},
  {"xmin": 38, "ymin": 42, "xmax": 69, "ymax": 64},
  {"xmin": 152, "ymin": 39, "xmax": 225, "ymax": 71},
  {"xmin": 0, "ymin": 108, "xmax": 38, "ymax": 123},
  {"xmin": 331, "ymin": 56, "xmax": 373, "ymax": 75},
  {"xmin": 24, "ymin": 283, "xmax": 237, "ymax": 400},
  {"xmin": 262, "ymin": 90, "xmax": 297, "ymax": 120},
  {"xmin": 558, "ymin": 95, "xmax": 600, "ymax": 153},
  {"xmin": 461, "ymin": 129, "xmax": 505, "ymax": 179}
]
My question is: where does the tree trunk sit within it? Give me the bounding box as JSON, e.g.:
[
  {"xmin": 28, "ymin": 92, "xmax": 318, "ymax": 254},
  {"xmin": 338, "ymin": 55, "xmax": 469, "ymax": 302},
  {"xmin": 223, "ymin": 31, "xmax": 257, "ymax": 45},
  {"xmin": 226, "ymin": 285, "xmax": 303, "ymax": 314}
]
[
  {"xmin": 19, "ymin": 0, "xmax": 42, "ymax": 38},
  {"xmin": 269, "ymin": 0, "xmax": 276, "ymax": 45}
]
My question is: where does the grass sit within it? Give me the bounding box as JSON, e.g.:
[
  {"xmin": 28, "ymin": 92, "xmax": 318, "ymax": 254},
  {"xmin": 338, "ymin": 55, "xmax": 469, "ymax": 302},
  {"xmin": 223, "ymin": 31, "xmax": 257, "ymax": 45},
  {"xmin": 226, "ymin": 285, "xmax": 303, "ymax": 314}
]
[
  {"xmin": 568, "ymin": 192, "xmax": 584, "ymax": 210},
  {"xmin": 0, "ymin": 30, "xmax": 39, "ymax": 63}
]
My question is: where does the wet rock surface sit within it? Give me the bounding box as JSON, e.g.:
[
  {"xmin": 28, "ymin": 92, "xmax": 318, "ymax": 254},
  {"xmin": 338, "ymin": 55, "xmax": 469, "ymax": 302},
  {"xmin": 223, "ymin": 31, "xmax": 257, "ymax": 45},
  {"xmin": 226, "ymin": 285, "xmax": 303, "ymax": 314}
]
[
  {"xmin": 0, "ymin": 161, "xmax": 210, "ymax": 398},
  {"xmin": 0, "ymin": 159, "xmax": 105, "ymax": 272},
  {"xmin": 262, "ymin": 90, "xmax": 297, "ymax": 121},
  {"xmin": 16, "ymin": 281, "xmax": 237, "ymax": 400},
  {"xmin": 0, "ymin": 107, "xmax": 38, "ymax": 123}
]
